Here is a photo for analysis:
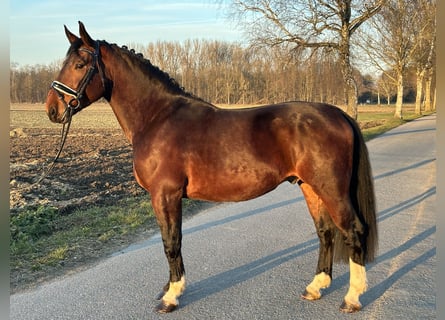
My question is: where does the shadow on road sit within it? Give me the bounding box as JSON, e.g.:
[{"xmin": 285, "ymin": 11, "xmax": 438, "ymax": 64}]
[
  {"xmin": 362, "ymin": 226, "xmax": 436, "ymax": 308},
  {"xmin": 183, "ymin": 196, "xmax": 305, "ymax": 236},
  {"xmin": 180, "ymin": 236, "xmax": 319, "ymax": 308},
  {"xmin": 374, "ymin": 158, "xmax": 435, "ymax": 181},
  {"xmin": 378, "ymin": 127, "xmax": 435, "ymax": 138},
  {"xmin": 118, "ymin": 195, "xmax": 305, "ymax": 254},
  {"xmin": 377, "ymin": 186, "xmax": 436, "ymax": 223},
  {"xmin": 320, "ymin": 226, "xmax": 435, "ymax": 308},
  {"xmin": 178, "ymin": 186, "xmax": 436, "ymax": 311}
]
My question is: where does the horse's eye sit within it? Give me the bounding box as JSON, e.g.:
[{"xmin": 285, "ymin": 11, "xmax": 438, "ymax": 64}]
[{"xmin": 75, "ymin": 63, "xmax": 85, "ymax": 69}]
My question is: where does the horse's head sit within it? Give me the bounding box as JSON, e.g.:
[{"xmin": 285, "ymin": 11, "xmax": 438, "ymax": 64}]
[{"xmin": 45, "ymin": 21, "xmax": 109, "ymax": 123}]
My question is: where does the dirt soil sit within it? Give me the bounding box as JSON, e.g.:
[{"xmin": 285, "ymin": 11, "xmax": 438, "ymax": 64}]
[
  {"xmin": 10, "ymin": 106, "xmax": 148, "ymax": 216},
  {"xmin": 10, "ymin": 126, "xmax": 145, "ymax": 215}
]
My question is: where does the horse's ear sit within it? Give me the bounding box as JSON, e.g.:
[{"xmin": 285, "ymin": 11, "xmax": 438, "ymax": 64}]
[
  {"xmin": 64, "ymin": 25, "xmax": 79, "ymax": 44},
  {"xmin": 78, "ymin": 21, "xmax": 96, "ymax": 48}
]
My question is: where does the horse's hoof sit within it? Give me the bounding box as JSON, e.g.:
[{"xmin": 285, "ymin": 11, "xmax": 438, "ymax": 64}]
[
  {"xmin": 301, "ymin": 289, "xmax": 321, "ymax": 301},
  {"xmin": 301, "ymin": 290, "xmax": 321, "ymax": 301},
  {"xmin": 340, "ymin": 300, "xmax": 361, "ymax": 313},
  {"xmin": 155, "ymin": 301, "xmax": 178, "ymax": 313}
]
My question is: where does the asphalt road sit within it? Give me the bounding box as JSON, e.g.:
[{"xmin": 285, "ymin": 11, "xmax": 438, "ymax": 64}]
[{"xmin": 10, "ymin": 114, "xmax": 436, "ymax": 320}]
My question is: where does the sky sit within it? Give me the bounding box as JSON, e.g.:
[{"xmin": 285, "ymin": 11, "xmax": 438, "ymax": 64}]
[{"xmin": 10, "ymin": 0, "xmax": 244, "ymax": 66}]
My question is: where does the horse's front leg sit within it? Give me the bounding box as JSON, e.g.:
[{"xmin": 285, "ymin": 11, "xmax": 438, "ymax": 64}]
[{"xmin": 151, "ymin": 188, "xmax": 186, "ymax": 313}]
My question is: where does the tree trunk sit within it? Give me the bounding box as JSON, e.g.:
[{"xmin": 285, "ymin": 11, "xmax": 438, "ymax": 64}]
[
  {"xmin": 415, "ymin": 67, "xmax": 424, "ymax": 115},
  {"xmin": 424, "ymin": 72, "xmax": 432, "ymax": 112},
  {"xmin": 394, "ymin": 72, "xmax": 403, "ymax": 119},
  {"xmin": 346, "ymin": 82, "xmax": 358, "ymax": 119},
  {"xmin": 432, "ymin": 87, "xmax": 436, "ymax": 111},
  {"xmin": 340, "ymin": 31, "xmax": 358, "ymax": 119}
]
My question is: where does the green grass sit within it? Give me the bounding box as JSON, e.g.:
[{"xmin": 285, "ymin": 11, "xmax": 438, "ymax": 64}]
[
  {"xmin": 10, "ymin": 195, "xmax": 203, "ymax": 290},
  {"xmin": 358, "ymin": 109, "xmax": 432, "ymax": 141},
  {"xmin": 10, "ymin": 197, "xmax": 152, "ymax": 282}
]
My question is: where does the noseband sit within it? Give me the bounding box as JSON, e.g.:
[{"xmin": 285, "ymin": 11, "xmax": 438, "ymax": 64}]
[
  {"xmin": 51, "ymin": 40, "xmax": 107, "ymax": 119},
  {"xmin": 36, "ymin": 40, "xmax": 107, "ymax": 184}
]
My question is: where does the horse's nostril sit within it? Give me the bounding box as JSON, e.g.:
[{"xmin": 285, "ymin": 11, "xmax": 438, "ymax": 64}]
[
  {"xmin": 48, "ymin": 106, "xmax": 59, "ymax": 122},
  {"xmin": 50, "ymin": 106, "xmax": 57, "ymax": 118}
]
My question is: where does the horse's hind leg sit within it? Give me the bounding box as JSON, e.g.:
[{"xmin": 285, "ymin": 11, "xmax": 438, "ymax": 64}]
[
  {"xmin": 322, "ymin": 196, "xmax": 368, "ymax": 313},
  {"xmin": 300, "ymin": 183, "xmax": 335, "ymax": 301},
  {"xmin": 339, "ymin": 213, "xmax": 368, "ymax": 312}
]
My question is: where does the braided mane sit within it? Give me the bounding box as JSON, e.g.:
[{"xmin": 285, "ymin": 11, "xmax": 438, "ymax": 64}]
[{"xmin": 110, "ymin": 42, "xmax": 197, "ymax": 99}]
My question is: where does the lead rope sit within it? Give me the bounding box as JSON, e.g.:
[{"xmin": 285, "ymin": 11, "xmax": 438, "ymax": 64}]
[{"xmin": 33, "ymin": 106, "xmax": 73, "ymax": 184}]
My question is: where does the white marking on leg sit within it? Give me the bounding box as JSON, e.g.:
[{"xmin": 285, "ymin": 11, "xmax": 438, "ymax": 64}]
[
  {"xmin": 344, "ymin": 258, "xmax": 367, "ymax": 309},
  {"xmin": 304, "ymin": 272, "xmax": 331, "ymax": 300},
  {"xmin": 162, "ymin": 275, "xmax": 186, "ymax": 307}
]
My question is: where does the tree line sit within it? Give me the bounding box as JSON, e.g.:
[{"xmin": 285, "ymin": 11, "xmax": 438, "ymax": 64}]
[
  {"xmin": 10, "ymin": 0, "xmax": 435, "ymax": 118},
  {"xmin": 228, "ymin": 0, "xmax": 435, "ymax": 118},
  {"xmin": 10, "ymin": 61, "xmax": 62, "ymax": 104},
  {"xmin": 9, "ymin": 39, "xmax": 419, "ymax": 106}
]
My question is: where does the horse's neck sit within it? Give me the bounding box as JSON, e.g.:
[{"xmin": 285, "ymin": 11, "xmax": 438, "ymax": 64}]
[{"xmin": 105, "ymin": 51, "xmax": 179, "ymax": 143}]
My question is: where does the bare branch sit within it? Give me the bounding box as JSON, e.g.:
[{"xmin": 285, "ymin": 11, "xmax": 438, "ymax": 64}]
[
  {"xmin": 228, "ymin": 0, "xmax": 395, "ymax": 117},
  {"xmin": 350, "ymin": 0, "xmax": 387, "ymax": 34}
]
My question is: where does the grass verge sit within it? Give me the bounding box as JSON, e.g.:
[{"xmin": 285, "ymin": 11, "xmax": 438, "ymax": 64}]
[
  {"xmin": 359, "ymin": 109, "xmax": 432, "ymax": 141},
  {"xmin": 10, "ymin": 196, "xmax": 205, "ymax": 292}
]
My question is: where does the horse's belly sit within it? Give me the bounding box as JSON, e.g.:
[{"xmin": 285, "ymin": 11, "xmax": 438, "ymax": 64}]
[{"xmin": 185, "ymin": 169, "xmax": 284, "ymax": 202}]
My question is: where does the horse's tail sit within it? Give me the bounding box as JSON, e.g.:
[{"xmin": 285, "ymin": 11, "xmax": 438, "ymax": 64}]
[{"xmin": 334, "ymin": 113, "xmax": 378, "ymax": 263}]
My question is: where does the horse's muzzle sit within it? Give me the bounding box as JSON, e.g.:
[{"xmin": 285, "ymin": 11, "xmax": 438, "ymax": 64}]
[{"xmin": 47, "ymin": 105, "xmax": 71, "ymax": 124}]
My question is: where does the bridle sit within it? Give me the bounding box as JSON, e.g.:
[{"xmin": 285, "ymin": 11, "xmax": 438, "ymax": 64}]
[
  {"xmin": 35, "ymin": 40, "xmax": 108, "ymax": 184},
  {"xmin": 52, "ymin": 40, "xmax": 107, "ymax": 118}
]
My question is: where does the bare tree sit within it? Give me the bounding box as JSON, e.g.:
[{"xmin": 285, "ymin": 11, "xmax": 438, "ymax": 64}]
[
  {"xmin": 228, "ymin": 0, "xmax": 386, "ymax": 119},
  {"xmin": 13, "ymin": 39, "xmax": 369, "ymax": 106},
  {"xmin": 419, "ymin": 1, "xmax": 436, "ymax": 113},
  {"xmin": 413, "ymin": 0, "xmax": 436, "ymax": 114},
  {"xmin": 10, "ymin": 62, "xmax": 61, "ymax": 103},
  {"xmin": 376, "ymin": 72, "xmax": 396, "ymax": 105},
  {"xmin": 404, "ymin": 0, "xmax": 435, "ymax": 115},
  {"xmin": 357, "ymin": 0, "xmax": 431, "ymax": 118}
]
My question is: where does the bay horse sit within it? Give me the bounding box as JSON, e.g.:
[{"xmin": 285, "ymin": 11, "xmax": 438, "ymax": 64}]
[{"xmin": 45, "ymin": 22, "xmax": 377, "ymax": 314}]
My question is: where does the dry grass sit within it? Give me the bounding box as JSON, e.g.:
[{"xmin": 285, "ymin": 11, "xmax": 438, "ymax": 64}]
[
  {"xmin": 10, "ymin": 103, "xmax": 120, "ymax": 129},
  {"xmin": 11, "ymin": 102, "xmax": 412, "ymax": 128}
]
